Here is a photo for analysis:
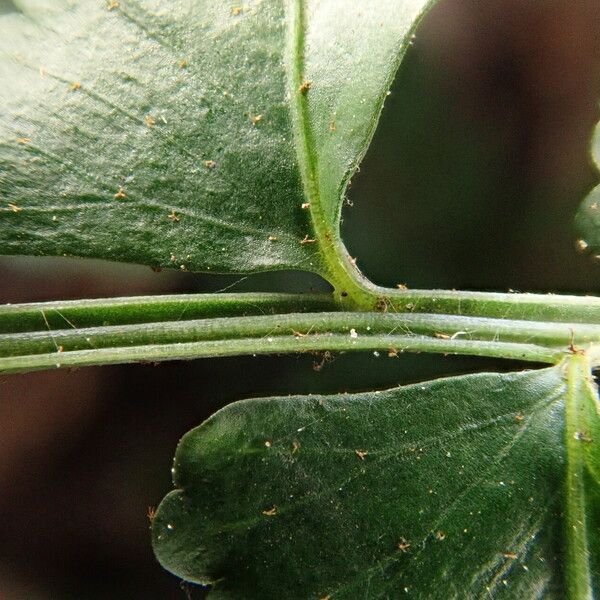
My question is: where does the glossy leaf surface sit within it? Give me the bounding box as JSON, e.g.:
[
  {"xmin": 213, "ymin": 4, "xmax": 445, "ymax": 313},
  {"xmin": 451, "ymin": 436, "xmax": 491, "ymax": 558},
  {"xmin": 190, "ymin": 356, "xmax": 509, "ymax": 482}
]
[
  {"xmin": 0, "ymin": 0, "xmax": 430, "ymax": 275},
  {"xmin": 153, "ymin": 358, "xmax": 600, "ymax": 598}
]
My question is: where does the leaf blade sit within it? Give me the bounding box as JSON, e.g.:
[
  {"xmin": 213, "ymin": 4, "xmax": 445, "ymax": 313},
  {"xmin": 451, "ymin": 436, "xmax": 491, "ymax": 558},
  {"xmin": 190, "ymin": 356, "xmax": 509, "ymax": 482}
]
[
  {"xmin": 152, "ymin": 361, "xmax": 600, "ymax": 598},
  {"xmin": 0, "ymin": 0, "xmax": 431, "ymax": 277}
]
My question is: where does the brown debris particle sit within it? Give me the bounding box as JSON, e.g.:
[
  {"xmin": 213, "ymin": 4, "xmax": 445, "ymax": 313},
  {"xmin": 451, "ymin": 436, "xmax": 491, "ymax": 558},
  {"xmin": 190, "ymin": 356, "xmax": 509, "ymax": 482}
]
[
  {"xmin": 264, "ymin": 440, "xmax": 272, "ymax": 448},
  {"xmin": 301, "ymin": 202, "xmax": 310, "ymax": 209},
  {"xmin": 434, "ymin": 332, "xmax": 451, "ymax": 340},
  {"xmin": 298, "ymin": 80, "xmax": 312, "ymax": 94},
  {"xmin": 292, "ymin": 330, "xmax": 308, "ymax": 338},
  {"xmin": 574, "ymin": 431, "xmax": 592, "ymax": 443},
  {"xmin": 374, "ymin": 297, "xmax": 388, "ymax": 312},
  {"xmin": 291, "ymin": 441, "xmax": 300, "ymax": 454},
  {"xmin": 328, "ymin": 121, "xmax": 336, "ymax": 132},
  {"xmin": 397, "ymin": 538, "xmax": 411, "ymax": 552},
  {"xmin": 147, "ymin": 506, "xmax": 156, "ymax": 522},
  {"xmin": 69, "ymin": 82, "xmax": 81, "ymax": 91},
  {"xmin": 7, "ymin": 203, "xmax": 22, "ymax": 212},
  {"xmin": 435, "ymin": 530, "xmax": 446, "ymax": 541},
  {"xmin": 514, "ymin": 412, "xmax": 524, "ymax": 422},
  {"xmin": 16, "ymin": 137, "xmax": 30, "ymax": 145},
  {"xmin": 250, "ymin": 114, "xmax": 263, "ymax": 125},
  {"xmin": 167, "ymin": 210, "xmax": 180, "ymax": 222},
  {"xmin": 355, "ymin": 449, "xmax": 368, "ymax": 460},
  {"xmin": 114, "ymin": 188, "xmax": 127, "ymax": 200},
  {"xmin": 262, "ymin": 506, "xmax": 277, "ymax": 517},
  {"xmin": 56, "ymin": 345, "xmax": 64, "ymax": 353},
  {"xmin": 107, "ymin": 0, "xmax": 119, "ymax": 9},
  {"xmin": 178, "ymin": 59, "xmax": 188, "ymax": 69},
  {"xmin": 267, "ymin": 235, "xmax": 278, "ymax": 242},
  {"xmin": 312, "ymin": 350, "xmax": 333, "ymax": 372},
  {"xmin": 319, "ymin": 596, "xmax": 331, "ymax": 600},
  {"xmin": 300, "ymin": 235, "xmax": 316, "ymax": 245},
  {"xmin": 231, "ymin": 6, "xmax": 243, "ymax": 16},
  {"xmin": 502, "ymin": 551, "xmax": 518, "ymax": 559},
  {"xmin": 575, "ymin": 239, "xmax": 589, "ymax": 253},
  {"xmin": 590, "ymin": 202, "xmax": 598, "ymax": 210},
  {"xmin": 396, "ymin": 283, "xmax": 408, "ymax": 290},
  {"xmin": 203, "ymin": 159, "xmax": 217, "ymax": 169},
  {"xmin": 144, "ymin": 115, "xmax": 156, "ymax": 128}
]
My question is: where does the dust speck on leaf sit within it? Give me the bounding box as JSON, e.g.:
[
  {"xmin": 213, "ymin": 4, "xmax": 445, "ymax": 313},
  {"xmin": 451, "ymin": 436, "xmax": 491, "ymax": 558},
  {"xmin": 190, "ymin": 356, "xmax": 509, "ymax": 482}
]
[
  {"xmin": 576, "ymin": 239, "xmax": 589, "ymax": 253},
  {"xmin": 178, "ymin": 59, "xmax": 188, "ymax": 69},
  {"xmin": 147, "ymin": 507, "xmax": 156, "ymax": 523},
  {"xmin": 250, "ymin": 114, "xmax": 263, "ymax": 125},
  {"xmin": 502, "ymin": 551, "xmax": 518, "ymax": 559},
  {"xmin": 301, "ymin": 202, "xmax": 310, "ymax": 209},
  {"xmin": 107, "ymin": 0, "xmax": 119, "ymax": 9},
  {"xmin": 114, "ymin": 187, "xmax": 127, "ymax": 199},
  {"xmin": 262, "ymin": 506, "xmax": 277, "ymax": 517},
  {"xmin": 231, "ymin": 6, "xmax": 243, "ymax": 16},
  {"xmin": 203, "ymin": 160, "xmax": 217, "ymax": 169},
  {"xmin": 69, "ymin": 82, "xmax": 81, "ymax": 91},
  {"xmin": 397, "ymin": 538, "xmax": 411, "ymax": 552},
  {"xmin": 291, "ymin": 441, "xmax": 300, "ymax": 454},
  {"xmin": 267, "ymin": 235, "xmax": 278, "ymax": 242},
  {"xmin": 167, "ymin": 210, "xmax": 180, "ymax": 222},
  {"xmin": 328, "ymin": 121, "xmax": 336, "ymax": 131},
  {"xmin": 355, "ymin": 449, "xmax": 368, "ymax": 460},
  {"xmin": 16, "ymin": 137, "xmax": 30, "ymax": 145},
  {"xmin": 144, "ymin": 115, "xmax": 156, "ymax": 128},
  {"xmin": 7, "ymin": 203, "xmax": 22, "ymax": 212},
  {"xmin": 574, "ymin": 431, "xmax": 592, "ymax": 443},
  {"xmin": 435, "ymin": 530, "xmax": 446, "ymax": 541}
]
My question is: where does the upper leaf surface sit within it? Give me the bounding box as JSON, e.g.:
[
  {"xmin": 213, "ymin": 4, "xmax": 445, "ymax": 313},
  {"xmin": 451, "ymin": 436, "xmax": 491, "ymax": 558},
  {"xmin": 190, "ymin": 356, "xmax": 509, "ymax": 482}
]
[
  {"xmin": 0, "ymin": 0, "xmax": 430, "ymax": 275},
  {"xmin": 152, "ymin": 361, "xmax": 600, "ymax": 598}
]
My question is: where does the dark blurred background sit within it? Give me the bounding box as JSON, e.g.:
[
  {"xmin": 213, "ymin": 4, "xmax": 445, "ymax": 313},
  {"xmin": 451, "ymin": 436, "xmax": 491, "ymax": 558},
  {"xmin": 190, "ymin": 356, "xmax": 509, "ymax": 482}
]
[{"xmin": 1, "ymin": 0, "xmax": 600, "ymax": 597}]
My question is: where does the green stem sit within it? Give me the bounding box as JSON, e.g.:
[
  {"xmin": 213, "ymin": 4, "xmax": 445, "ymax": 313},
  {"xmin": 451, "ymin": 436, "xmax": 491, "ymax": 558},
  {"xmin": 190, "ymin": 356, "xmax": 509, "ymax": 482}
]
[
  {"xmin": 6, "ymin": 308, "xmax": 600, "ymax": 373},
  {"xmin": 0, "ymin": 333, "xmax": 560, "ymax": 374},
  {"xmin": 2, "ymin": 311, "xmax": 600, "ymax": 358},
  {"xmin": 0, "ymin": 292, "xmax": 337, "ymax": 333},
  {"xmin": 368, "ymin": 285, "xmax": 600, "ymax": 324},
  {"xmin": 563, "ymin": 354, "xmax": 596, "ymax": 599}
]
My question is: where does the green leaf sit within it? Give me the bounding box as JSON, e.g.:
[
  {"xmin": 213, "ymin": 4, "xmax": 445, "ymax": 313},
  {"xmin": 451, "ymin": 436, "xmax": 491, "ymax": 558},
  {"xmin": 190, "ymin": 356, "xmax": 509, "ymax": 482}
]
[
  {"xmin": 152, "ymin": 355, "xmax": 600, "ymax": 599},
  {"xmin": 0, "ymin": 0, "xmax": 431, "ymax": 278},
  {"xmin": 576, "ymin": 118, "xmax": 600, "ymax": 258}
]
